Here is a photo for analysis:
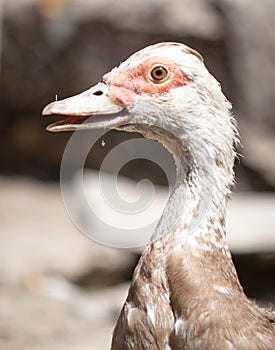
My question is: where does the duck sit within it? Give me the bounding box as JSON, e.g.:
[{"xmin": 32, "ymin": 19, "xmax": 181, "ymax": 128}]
[{"xmin": 42, "ymin": 42, "xmax": 275, "ymax": 350}]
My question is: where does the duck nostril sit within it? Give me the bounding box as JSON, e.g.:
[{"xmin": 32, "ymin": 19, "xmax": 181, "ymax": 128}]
[{"xmin": 93, "ymin": 90, "xmax": 103, "ymax": 96}]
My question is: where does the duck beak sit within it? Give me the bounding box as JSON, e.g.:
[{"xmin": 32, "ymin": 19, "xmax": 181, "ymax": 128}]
[{"xmin": 42, "ymin": 82, "xmax": 129, "ymax": 132}]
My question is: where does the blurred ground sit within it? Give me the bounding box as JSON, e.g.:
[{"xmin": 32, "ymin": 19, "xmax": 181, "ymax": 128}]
[
  {"xmin": 0, "ymin": 177, "xmax": 275, "ymax": 349},
  {"xmin": 0, "ymin": 177, "xmax": 131, "ymax": 349},
  {"xmin": 0, "ymin": 284, "xmax": 116, "ymax": 350}
]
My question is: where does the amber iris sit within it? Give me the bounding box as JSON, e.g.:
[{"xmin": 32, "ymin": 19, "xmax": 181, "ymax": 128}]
[{"xmin": 150, "ymin": 65, "xmax": 169, "ymax": 82}]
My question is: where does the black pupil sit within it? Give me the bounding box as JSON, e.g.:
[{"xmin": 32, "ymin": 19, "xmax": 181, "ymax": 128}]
[{"xmin": 155, "ymin": 69, "xmax": 163, "ymax": 76}]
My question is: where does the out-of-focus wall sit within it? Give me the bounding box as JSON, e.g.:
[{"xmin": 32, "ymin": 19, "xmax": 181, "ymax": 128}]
[{"xmin": 1, "ymin": 0, "xmax": 275, "ymax": 190}]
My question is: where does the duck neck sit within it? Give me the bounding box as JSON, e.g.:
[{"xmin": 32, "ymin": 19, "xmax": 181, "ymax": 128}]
[
  {"xmin": 150, "ymin": 125, "xmax": 234, "ymax": 243},
  {"xmin": 129, "ymin": 119, "xmax": 236, "ymax": 250},
  {"xmin": 147, "ymin": 125, "xmax": 244, "ymax": 303},
  {"xmin": 129, "ymin": 122, "xmax": 244, "ymax": 312}
]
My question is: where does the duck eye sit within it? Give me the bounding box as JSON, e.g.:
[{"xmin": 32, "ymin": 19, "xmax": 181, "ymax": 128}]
[{"xmin": 150, "ymin": 66, "xmax": 169, "ymax": 83}]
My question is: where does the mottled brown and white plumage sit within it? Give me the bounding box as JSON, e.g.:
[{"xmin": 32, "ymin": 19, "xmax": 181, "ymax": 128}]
[{"xmin": 43, "ymin": 42, "xmax": 275, "ymax": 349}]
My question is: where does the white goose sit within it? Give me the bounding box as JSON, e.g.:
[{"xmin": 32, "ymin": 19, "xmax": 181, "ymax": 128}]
[{"xmin": 43, "ymin": 42, "xmax": 275, "ymax": 350}]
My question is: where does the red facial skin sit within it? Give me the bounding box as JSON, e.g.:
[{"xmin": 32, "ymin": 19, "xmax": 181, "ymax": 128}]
[{"xmin": 103, "ymin": 58, "xmax": 189, "ymax": 108}]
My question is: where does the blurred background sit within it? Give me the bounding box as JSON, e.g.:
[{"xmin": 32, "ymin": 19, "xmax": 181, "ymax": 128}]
[{"xmin": 1, "ymin": 0, "xmax": 275, "ymax": 349}]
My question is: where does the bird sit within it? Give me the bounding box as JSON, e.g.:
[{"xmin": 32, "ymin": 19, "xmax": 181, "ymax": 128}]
[{"xmin": 43, "ymin": 42, "xmax": 275, "ymax": 349}]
